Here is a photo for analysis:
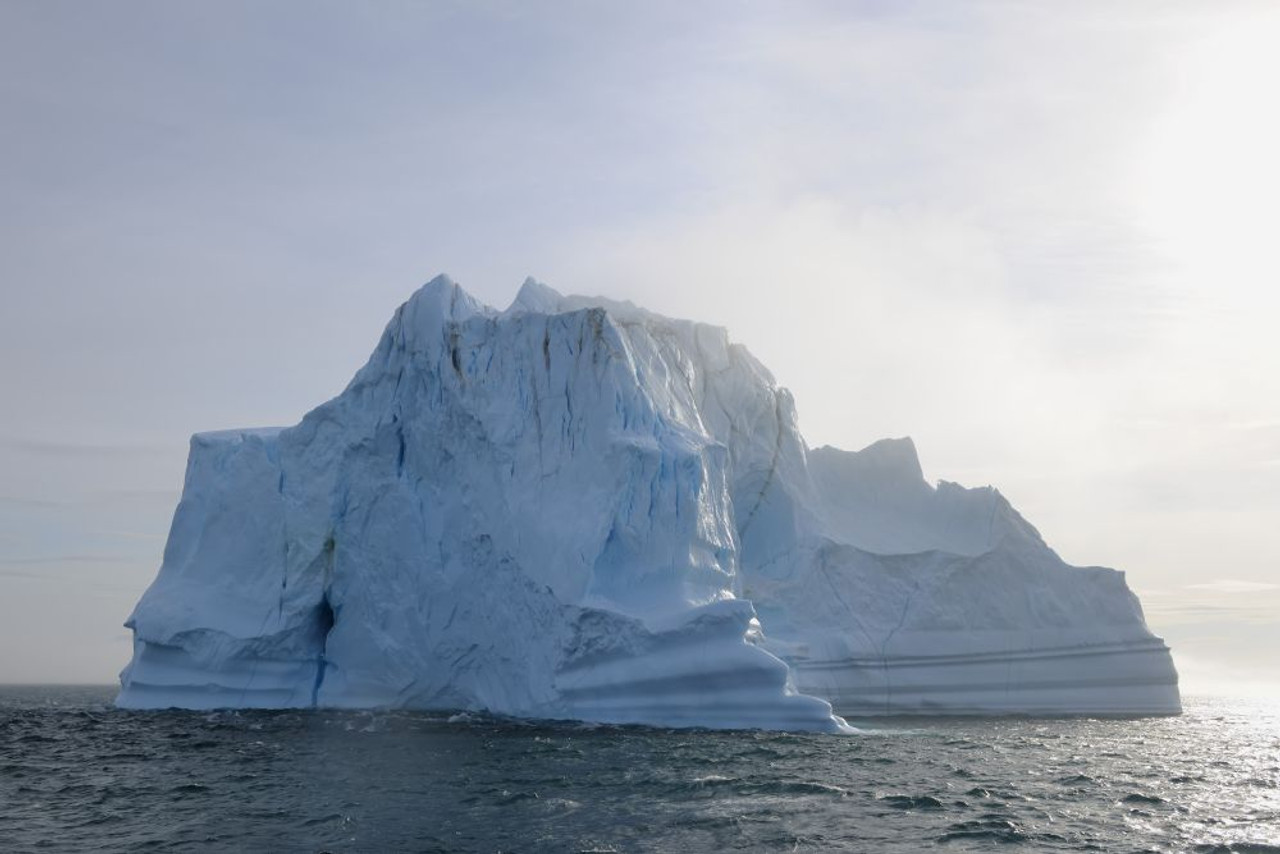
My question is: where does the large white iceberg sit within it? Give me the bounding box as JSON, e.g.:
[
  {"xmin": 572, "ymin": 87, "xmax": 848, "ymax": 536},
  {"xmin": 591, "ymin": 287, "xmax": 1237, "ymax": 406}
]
[{"xmin": 117, "ymin": 277, "xmax": 1179, "ymax": 727}]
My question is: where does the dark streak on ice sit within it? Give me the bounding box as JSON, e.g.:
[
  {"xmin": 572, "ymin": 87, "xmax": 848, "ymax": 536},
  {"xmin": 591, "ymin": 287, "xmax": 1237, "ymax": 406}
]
[{"xmin": 311, "ymin": 594, "xmax": 335, "ymax": 707}]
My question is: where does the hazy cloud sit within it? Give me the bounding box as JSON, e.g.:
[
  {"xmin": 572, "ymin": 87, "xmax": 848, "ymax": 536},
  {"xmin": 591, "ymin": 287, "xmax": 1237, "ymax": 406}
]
[{"xmin": 1185, "ymin": 580, "xmax": 1280, "ymax": 594}]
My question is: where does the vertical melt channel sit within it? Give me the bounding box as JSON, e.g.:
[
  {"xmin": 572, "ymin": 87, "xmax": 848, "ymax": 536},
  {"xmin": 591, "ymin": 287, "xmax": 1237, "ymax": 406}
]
[{"xmin": 311, "ymin": 593, "xmax": 335, "ymax": 707}]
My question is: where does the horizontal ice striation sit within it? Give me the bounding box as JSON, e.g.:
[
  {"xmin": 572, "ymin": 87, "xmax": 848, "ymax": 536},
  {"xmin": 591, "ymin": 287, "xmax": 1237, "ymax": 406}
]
[{"xmin": 118, "ymin": 275, "xmax": 1178, "ymax": 725}]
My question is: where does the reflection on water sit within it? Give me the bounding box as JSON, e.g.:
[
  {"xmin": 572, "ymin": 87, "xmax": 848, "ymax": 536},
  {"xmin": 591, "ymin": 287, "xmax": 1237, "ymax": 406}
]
[{"xmin": 1, "ymin": 688, "xmax": 1278, "ymax": 852}]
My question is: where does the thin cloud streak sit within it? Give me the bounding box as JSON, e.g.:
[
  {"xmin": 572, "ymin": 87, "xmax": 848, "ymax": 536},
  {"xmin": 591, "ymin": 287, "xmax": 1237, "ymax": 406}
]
[
  {"xmin": 0, "ymin": 438, "xmax": 181, "ymax": 458},
  {"xmin": 1185, "ymin": 580, "xmax": 1280, "ymax": 594}
]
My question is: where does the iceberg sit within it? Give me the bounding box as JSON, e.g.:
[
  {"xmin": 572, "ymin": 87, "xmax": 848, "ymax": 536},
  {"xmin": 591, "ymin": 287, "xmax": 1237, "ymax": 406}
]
[{"xmin": 117, "ymin": 276, "xmax": 1179, "ymax": 727}]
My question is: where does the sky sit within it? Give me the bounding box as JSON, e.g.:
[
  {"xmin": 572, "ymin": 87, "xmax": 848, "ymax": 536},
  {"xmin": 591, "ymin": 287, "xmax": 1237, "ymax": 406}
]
[{"xmin": 1, "ymin": 1, "xmax": 1277, "ymax": 695}]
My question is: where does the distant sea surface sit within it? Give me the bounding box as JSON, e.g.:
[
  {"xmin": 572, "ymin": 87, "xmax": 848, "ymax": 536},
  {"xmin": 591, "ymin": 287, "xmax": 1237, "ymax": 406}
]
[{"xmin": 2, "ymin": 686, "xmax": 1277, "ymax": 853}]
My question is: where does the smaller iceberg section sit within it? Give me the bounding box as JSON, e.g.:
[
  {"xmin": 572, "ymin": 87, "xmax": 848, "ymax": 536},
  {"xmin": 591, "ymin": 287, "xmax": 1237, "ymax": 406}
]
[{"xmin": 745, "ymin": 440, "xmax": 1180, "ymax": 716}]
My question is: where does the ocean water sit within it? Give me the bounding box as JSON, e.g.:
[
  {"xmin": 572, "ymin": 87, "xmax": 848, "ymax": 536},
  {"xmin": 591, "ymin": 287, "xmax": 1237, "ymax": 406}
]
[{"xmin": 2, "ymin": 687, "xmax": 1277, "ymax": 853}]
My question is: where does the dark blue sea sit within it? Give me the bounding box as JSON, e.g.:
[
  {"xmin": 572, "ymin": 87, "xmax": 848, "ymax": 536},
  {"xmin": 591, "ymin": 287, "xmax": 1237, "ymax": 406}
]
[{"xmin": 2, "ymin": 687, "xmax": 1277, "ymax": 853}]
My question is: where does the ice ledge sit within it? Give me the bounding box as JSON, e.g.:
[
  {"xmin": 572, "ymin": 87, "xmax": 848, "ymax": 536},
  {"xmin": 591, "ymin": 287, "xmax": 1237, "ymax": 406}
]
[{"xmin": 191, "ymin": 427, "xmax": 286, "ymax": 444}]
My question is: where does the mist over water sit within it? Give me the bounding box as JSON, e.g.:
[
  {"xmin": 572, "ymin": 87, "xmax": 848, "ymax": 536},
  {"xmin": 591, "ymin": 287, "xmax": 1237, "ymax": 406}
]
[{"xmin": 2, "ymin": 687, "xmax": 1277, "ymax": 852}]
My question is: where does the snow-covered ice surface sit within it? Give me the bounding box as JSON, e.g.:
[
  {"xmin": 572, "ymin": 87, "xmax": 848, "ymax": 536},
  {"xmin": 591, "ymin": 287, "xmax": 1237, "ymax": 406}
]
[{"xmin": 117, "ymin": 277, "xmax": 1179, "ymax": 728}]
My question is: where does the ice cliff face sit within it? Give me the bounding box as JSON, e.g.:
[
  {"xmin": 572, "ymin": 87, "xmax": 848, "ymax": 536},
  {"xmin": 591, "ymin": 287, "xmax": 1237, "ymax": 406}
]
[{"xmin": 117, "ymin": 276, "xmax": 1179, "ymax": 726}]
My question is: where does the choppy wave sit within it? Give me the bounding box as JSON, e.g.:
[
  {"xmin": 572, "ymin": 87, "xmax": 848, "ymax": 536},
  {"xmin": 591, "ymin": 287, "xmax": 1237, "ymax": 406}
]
[{"xmin": 1, "ymin": 689, "xmax": 1277, "ymax": 852}]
